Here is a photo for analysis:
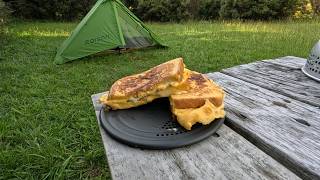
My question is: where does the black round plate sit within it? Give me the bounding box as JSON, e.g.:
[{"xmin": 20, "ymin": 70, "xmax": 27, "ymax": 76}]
[{"xmin": 99, "ymin": 98, "xmax": 224, "ymax": 149}]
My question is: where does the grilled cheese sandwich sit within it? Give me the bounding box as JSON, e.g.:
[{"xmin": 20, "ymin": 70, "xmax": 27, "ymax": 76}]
[
  {"xmin": 100, "ymin": 58, "xmax": 187, "ymax": 109},
  {"xmin": 169, "ymin": 70, "xmax": 225, "ymax": 130},
  {"xmin": 99, "ymin": 58, "xmax": 225, "ymax": 130}
]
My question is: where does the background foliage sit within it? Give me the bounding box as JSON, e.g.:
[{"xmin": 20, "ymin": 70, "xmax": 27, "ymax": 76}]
[
  {"xmin": 3, "ymin": 0, "xmax": 319, "ymax": 21},
  {"xmin": 4, "ymin": 0, "xmax": 96, "ymax": 20},
  {"xmin": 132, "ymin": 0, "xmax": 191, "ymax": 22},
  {"xmin": 0, "ymin": 0, "xmax": 11, "ymax": 57},
  {"xmin": 219, "ymin": 0, "xmax": 298, "ymax": 20},
  {"xmin": 0, "ymin": 0, "xmax": 10, "ymax": 31},
  {"xmin": 294, "ymin": 0, "xmax": 316, "ymax": 18}
]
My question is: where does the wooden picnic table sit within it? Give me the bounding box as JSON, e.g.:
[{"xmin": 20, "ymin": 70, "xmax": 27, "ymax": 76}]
[{"xmin": 91, "ymin": 56, "xmax": 320, "ymax": 180}]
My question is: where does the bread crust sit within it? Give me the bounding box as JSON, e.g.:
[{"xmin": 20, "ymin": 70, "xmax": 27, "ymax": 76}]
[
  {"xmin": 170, "ymin": 70, "xmax": 224, "ymax": 109},
  {"xmin": 108, "ymin": 58, "xmax": 184, "ymax": 100},
  {"xmin": 169, "ymin": 71, "xmax": 225, "ymax": 130}
]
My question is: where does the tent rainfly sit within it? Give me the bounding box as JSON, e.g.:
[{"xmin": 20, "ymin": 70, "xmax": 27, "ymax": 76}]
[{"xmin": 54, "ymin": 0, "xmax": 166, "ymax": 64}]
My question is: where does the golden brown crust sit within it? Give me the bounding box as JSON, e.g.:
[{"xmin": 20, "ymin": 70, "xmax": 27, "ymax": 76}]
[
  {"xmin": 170, "ymin": 71, "xmax": 225, "ymax": 130},
  {"xmin": 100, "ymin": 65, "xmax": 225, "ymax": 130},
  {"xmin": 108, "ymin": 58, "xmax": 184, "ymax": 100},
  {"xmin": 170, "ymin": 70, "xmax": 225, "ymax": 109}
]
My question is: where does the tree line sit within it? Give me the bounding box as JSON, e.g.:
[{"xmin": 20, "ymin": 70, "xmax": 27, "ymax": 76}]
[{"xmin": 1, "ymin": 0, "xmax": 319, "ymax": 21}]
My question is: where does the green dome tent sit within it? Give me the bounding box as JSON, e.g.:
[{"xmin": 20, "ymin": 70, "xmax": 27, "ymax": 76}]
[{"xmin": 54, "ymin": 0, "xmax": 166, "ymax": 64}]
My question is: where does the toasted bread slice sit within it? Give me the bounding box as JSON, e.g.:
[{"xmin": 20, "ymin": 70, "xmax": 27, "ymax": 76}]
[
  {"xmin": 100, "ymin": 58, "xmax": 188, "ymax": 109},
  {"xmin": 170, "ymin": 70, "xmax": 225, "ymax": 130}
]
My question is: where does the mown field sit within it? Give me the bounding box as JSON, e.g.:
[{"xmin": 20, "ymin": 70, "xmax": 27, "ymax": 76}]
[{"xmin": 1, "ymin": 20, "xmax": 319, "ymax": 179}]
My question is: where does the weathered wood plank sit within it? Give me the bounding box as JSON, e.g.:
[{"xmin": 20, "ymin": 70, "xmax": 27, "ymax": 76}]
[
  {"xmin": 221, "ymin": 56, "xmax": 320, "ymax": 107},
  {"xmin": 207, "ymin": 72, "xmax": 320, "ymax": 180},
  {"xmin": 92, "ymin": 93, "xmax": 300, "ymax": 180},
  {"xmin": 262, "ymin": 56, "xmax": 306, "ymax": 69}
]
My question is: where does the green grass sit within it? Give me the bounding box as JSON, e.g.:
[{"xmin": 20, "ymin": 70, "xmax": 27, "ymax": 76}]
[{"xmin": 1, "ymin": 20, "xmax": 320, "ymax": 179}]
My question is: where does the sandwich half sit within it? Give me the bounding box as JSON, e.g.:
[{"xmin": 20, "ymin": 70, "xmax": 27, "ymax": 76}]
[
  {"xmin": 100, "ymin": 58, "xmax": 189, "ymax": 109},
  {"xmin": 169, "ymin": 69, "xmax": 225, "ymax": 130}
]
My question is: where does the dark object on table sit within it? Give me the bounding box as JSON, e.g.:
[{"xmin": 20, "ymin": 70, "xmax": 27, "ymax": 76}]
[{"xmin": 99, "ymin": 98, "xmax": 224, "ymax": 149}]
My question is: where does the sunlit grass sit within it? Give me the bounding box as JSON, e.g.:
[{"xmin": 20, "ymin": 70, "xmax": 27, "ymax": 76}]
[
  {"xmin": 17, "ymin": 29, "xmax": 70, "ymax": 37},
  {"xmin": 1, "ymin": 20, "xmax": 320, "ymax": 179}
]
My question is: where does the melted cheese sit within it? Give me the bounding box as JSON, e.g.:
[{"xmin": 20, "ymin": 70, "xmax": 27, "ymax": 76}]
[
  {"xmin": 100, "ymin": 83, "xmax": 177, "ymax": 110},
  {"xmin": 100, "ymin": 69, "xmax": 225, "ymax": 131},
  {"xmin": 172, "ymin": 99, "xmax": 225, "ymax": 130},
  {"xmin": 100, "ymin": 70, "xmax": 190, "ymax": 110}
]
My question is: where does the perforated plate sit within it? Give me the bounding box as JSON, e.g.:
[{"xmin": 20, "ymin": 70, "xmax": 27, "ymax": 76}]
[{"xmin": 99, "ymin": 98, "xmax": 224, "ymax": 149}]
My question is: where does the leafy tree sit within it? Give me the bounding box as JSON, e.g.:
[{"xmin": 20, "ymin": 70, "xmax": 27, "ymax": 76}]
[
  {"xmin": 0, "ymin": 0, "xmax": 10, "ymax": 24},
  {"xmin": 135, "ymin": 0, "xmax": 191, "ymax": 22},
  {"xmin": 199, "ymin": 0, "xmax": 221, "ymax": 20},
  {"xmin": 310, "ymin": 0, "xmax": 320, "ymax": 14},
  {"xmin": 3, "ymin": 0, "xmax": 310, "ymax": 21},
  {"xmin": 4, "ymin": 0, "xmax": 96, "ymax": 20},
  {"xmin": 219, "ymin": 0, "xmax": 299, "ymax": 20}
]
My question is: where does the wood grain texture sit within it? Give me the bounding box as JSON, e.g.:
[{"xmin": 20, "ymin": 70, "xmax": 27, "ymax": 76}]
[
  {"xmin": 221, "ymin": 56, "xmax": 320, "ymax": 107},
  {"xmin": 91, "ymin": 93, "xmax": 299, "ymax": 180},
  {"xmin": 207, "ymin": 72, "xmax": 320, "ymax": 180},
  {"xmin": 262, "ymin": 56, "xmax": 306, "ymax": 69}
]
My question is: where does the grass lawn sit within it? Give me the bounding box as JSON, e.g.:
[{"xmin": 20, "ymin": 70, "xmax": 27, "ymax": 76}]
[{"xmin": 1, "ymin": 20, "xmax": 320, "ymax": 179}]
